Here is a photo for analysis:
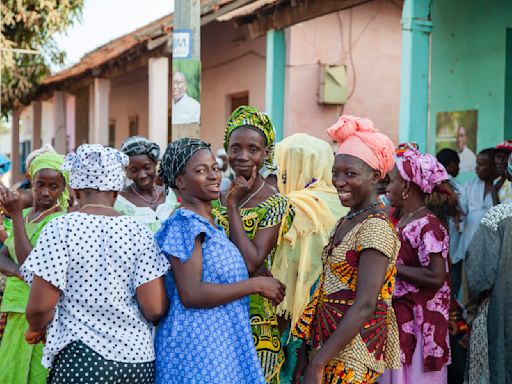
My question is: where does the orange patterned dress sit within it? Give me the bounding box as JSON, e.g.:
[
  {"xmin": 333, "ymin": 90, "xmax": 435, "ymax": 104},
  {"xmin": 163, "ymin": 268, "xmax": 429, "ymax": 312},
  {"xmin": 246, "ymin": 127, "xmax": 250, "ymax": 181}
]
[{"xmin": 293, "ymin": 213, "xmax": 402, "ymax": 383}]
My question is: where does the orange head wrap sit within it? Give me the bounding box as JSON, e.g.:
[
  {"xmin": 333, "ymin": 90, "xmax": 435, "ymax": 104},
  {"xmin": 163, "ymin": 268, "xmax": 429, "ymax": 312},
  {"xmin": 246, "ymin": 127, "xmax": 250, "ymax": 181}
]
[{"xmin": 327, "ymin": 115, "xmax": 395, "ymax": 177}]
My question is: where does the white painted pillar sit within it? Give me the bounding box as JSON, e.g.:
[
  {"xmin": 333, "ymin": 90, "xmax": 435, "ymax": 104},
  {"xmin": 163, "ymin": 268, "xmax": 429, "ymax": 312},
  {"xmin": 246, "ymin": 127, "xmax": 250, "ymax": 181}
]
[
  {"xmin": 11, "ymin": 111, "xmax": 22, "ymax": 184},
  {"xmin": 148, "ymin": 57, "xmax": 169, "ymax": 150},
  {"xmin": 32, "ymin": 100, "xmax": 42, "ymax": 150},
  {"xmin": 53, "ymin": 91, "xmax": 67, "ymax": 153},
  {"xmin": 88, "ymin": 78, "xmax": 110, "ymax": 145},
  {"xmin": 66, "ymin": 94, "xmax": 76, "ymax": 151}
]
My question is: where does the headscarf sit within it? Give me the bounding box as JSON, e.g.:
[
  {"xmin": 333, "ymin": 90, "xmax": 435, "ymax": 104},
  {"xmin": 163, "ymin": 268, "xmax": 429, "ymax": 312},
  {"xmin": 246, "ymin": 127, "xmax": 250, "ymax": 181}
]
[
  {"xmin": 0, "ymin": 154, "xmax": 11, "ymax": 174},
  {"xmin": 29, "ymin": 152, "xmax": 69, "ymax": 210},
  {"xmin": 62, "ymin": 144, "xmax": 129, "ymax": 192},
  {"xmin": 224, "ymin": 105, "xmax": 276, "ymax": 171},
  {"xmin": 25, "ymin": 144, "xmax": 57, "ymax": 170},
  {"xmin": 272, "ymin": 133, "xmax": 348, "ymax": 330},
  {"xmin": 121, "ymin": 136, "xmax": 161, "ymax": 162},
  {"xmin": 159, "ymin": 138, "xmax": 211, "ymax": 189},
  {"xmin": 507, "ymin": 153, "xmax": 512, "ymax": 177},
  {"xmin": 395, "ymin": 142, "xmax": 419, "ymax": 158},
  {"xmin": 327, "ymin": 115, "xmax": 395, "ymax": 177},
  {"xmin": 396, "ymin": 148, "xmax": 449, "ymax": 194}
]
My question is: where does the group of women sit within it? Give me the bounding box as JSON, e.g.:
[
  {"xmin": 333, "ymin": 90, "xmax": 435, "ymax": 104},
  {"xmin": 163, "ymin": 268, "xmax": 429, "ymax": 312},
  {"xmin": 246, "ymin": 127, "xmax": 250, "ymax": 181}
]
[{"xmin": 0, "ymin": 107, "xmax": 460, "ymax": 384}]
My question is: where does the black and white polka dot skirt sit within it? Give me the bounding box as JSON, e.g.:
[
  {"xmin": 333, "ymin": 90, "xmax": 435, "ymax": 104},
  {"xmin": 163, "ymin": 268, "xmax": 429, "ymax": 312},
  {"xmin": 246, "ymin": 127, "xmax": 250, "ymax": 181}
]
[{"xmin": 48, "ymin": 341, "xmax": 154, "ymax": 384}]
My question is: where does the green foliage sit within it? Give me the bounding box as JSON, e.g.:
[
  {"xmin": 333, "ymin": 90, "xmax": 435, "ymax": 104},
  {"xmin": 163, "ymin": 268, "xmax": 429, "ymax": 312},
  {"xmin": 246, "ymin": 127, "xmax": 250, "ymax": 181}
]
[{"xmin": 1, "ymin": 0, "xmax": 84, "ymax": 116}]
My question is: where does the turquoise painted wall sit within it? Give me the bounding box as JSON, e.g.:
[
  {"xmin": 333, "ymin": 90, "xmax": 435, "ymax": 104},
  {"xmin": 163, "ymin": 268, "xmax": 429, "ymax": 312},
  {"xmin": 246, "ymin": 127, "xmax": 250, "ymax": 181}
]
[{"xmin": 429, "ymin": 0, "xmax": 512, "ymax": 155}]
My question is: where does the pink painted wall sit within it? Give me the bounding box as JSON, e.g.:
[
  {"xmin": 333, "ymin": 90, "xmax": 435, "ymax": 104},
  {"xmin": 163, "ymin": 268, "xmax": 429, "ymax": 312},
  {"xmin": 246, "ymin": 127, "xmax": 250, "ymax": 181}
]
[
  {"xmin": 200, "ymin": 21, "xmax": 267, "ymax": 152},
  {"xmin": 284, "ymin": 0, "xmax": 402, "ymax": 144}
]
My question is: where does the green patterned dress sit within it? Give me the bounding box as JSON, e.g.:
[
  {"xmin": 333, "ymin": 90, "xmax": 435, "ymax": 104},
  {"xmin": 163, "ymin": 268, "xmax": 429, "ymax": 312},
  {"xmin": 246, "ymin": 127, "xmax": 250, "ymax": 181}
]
[{"xmin": 212, "ymin": 194, "xmax": 294, "ymax": 383}]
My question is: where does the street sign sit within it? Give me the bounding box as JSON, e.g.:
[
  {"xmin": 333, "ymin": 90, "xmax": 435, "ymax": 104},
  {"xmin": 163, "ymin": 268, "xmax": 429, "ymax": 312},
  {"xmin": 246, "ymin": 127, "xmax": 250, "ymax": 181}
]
[{"xmin": 172, "ymin": 29, "xmax": 192, "ymax": 59}]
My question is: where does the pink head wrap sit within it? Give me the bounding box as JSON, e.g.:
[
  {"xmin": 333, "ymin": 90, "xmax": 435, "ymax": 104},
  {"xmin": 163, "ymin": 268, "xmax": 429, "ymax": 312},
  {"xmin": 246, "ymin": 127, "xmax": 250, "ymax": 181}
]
[
  {"xmin": 396, "ymin": 148, "xmax": 449, "ymax": 194},
  {"xmin": 327, "ymin": 115, "xmax": 395, "ymax": 177}
]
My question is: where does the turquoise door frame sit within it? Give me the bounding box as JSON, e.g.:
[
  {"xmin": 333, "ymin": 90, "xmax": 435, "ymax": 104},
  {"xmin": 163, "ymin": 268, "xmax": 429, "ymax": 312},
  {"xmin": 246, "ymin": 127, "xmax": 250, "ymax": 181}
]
[
  {"xmin": 265, "ymin": 29, "xmax": 286, "ymax": 142},
  {"xmin": 399, "ymin": 0, "xmax": 432, "ymax": 151}
]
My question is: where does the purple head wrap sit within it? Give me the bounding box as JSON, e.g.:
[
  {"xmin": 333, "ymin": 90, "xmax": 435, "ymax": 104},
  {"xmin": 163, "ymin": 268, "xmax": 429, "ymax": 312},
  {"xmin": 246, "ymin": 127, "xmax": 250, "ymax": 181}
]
[{"xmin": 396, "ymin": 148, "xmax": 449, "ymax": 194}]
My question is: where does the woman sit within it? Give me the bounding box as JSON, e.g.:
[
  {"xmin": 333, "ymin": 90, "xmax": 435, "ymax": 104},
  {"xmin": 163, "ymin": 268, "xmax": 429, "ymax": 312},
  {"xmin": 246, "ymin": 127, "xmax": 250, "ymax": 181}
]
[
  {"xmin": 21, "ymin": 144, "xmax": 169, "ymax": 384},
  {"xmin": 116, "ymin": 136, "xmax": 178, "ymax": 232},
  {"xmin": 292, "ymin": 115, "xmax": 401, "ymax": 384},
  {"xmin": 0, "ymin": 151, "xmax": 68, "ymax": 384},
  {"xmin": 211, "ymin": 106, "xmax": 294, "ymax": 383},
  {"xmin": 270, "ymin": 133, "xmax": 348, "ymax": 383},
  {"xmin": 382, "ymin": 147, "xmax": 459, "ymax": 384},
  {"xmin": 154, "ymin": 138, "xmax": 286, "ymax": 383}
]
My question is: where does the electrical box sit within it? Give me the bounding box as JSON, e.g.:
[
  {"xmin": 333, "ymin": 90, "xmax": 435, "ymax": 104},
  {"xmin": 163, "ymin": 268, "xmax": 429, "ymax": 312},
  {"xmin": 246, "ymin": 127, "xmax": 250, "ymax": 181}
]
[{"xmin": 319, "ymin": 64, "xmax": 348, "ymax": 105}]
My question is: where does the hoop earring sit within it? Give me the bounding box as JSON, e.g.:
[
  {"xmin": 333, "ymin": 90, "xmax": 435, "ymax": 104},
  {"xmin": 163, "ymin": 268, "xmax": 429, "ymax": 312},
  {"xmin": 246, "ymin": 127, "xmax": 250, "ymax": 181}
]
[{"xmin": 401, "ymin": 191, "xmax": 409, "ymax": 200}]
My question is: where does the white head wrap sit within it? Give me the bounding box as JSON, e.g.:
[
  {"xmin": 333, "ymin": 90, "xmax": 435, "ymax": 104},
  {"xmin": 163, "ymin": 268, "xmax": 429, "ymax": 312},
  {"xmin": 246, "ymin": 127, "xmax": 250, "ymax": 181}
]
[
  {"xmin": 25, "ymin": 144, "xmax": 57, "ymax": 169},
  {"xmin": 62, "ymin": 144, "xmax": 129, "ymax": 191}
]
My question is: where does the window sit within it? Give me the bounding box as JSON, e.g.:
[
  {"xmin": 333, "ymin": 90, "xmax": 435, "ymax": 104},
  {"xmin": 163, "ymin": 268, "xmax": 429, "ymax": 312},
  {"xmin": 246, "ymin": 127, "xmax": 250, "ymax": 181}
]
[
  {"xmin": 108, "ymin": 119, "xmax": 116, "ymax": 147},
  {"xmin": 129, "ymin": 115, "xmax": 139, "ymax": 137},
  {"xmin": 229, "ymin": 92, "xmax": 249, "ymax": 117}
]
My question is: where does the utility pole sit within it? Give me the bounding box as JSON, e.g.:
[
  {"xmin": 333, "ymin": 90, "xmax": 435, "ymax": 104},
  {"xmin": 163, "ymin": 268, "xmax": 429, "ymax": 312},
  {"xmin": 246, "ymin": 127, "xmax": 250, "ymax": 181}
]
[{"xmin": 171, "ymin": 0, "xmax": 201, "ymax": 140}]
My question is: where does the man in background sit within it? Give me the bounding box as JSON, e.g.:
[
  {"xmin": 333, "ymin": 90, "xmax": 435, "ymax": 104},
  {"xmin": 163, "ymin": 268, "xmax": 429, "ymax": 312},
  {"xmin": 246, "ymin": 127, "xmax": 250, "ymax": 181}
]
[{"xmin": 171, "ymin": 71, "xmax": 200, "ymax": 125}]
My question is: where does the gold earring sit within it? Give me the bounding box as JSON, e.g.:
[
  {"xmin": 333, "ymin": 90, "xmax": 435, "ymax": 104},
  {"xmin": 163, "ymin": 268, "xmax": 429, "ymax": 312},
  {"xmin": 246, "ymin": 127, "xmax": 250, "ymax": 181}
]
[{"xmin": 401, "ymin": 191, "xmax": 408, "ymax": 200}]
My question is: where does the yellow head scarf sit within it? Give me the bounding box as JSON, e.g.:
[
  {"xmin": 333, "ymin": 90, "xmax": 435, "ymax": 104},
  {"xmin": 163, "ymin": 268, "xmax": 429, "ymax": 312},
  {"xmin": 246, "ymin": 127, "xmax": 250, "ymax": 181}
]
[
  {"xmin": 271, "ymin": 133, "xmax": 348, "ymax": 330},
  {"xmin": 29, "ymin": 152, "xmax": 69, "ymax": 210}
]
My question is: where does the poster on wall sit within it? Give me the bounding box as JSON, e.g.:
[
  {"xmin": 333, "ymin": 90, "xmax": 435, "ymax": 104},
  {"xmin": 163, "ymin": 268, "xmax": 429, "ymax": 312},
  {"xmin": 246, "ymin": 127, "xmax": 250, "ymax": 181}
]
[
  {"xmin": 172, "ymin": 59, "xmax": 201, "ymax": 125},
  {"xmin": 435, "ymin": 110, "xmax": 478, "ymax": 173}
]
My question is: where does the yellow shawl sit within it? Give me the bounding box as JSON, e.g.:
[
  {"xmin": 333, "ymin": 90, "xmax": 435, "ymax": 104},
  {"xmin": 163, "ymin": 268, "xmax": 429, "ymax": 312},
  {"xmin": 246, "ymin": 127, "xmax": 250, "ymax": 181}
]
[{"xmin": 271, "ymin": 133, "xmax": 348, "ymax": 330}]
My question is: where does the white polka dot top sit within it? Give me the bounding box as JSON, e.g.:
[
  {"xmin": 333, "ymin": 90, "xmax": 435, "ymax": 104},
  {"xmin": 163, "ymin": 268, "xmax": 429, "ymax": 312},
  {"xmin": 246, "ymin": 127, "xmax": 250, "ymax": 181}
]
[{"xmin": 21, "ymin": 212, "xmax": 170, "ymax": 368}]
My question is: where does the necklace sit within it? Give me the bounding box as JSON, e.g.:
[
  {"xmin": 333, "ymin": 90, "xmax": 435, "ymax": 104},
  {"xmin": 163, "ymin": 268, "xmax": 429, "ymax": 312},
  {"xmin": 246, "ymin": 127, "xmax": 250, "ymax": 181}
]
[
  {"xmin": 398, "ymin": 206, "xmax": 427, "ymax": 227},
  {"xmin": 130, "ymin": 184, "xmax": 161, "ymax": 205},
  {"xmin": 80, "ymin": 203, "xmax": 114, "ymax": 210},
  {"xmin": 239, "ymin": 180, "xmax": 265, "ymax": 208},
  {"xmin": 25, "ymin": 204, "xmax": 60, "ymax": 224},
  {"xmin": 345, "ymin": 201, "xmax": 379, "ymax": 220}
]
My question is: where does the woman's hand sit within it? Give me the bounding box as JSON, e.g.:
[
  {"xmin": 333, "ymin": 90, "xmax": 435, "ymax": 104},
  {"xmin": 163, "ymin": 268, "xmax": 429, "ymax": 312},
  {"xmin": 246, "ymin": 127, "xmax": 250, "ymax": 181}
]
[
  {"xmin": 0, "ymin": 189, "xmax": 23, "ymax": 217},
  {"xmin": 24, "ymin": 327, "xmax": 46, "ymax": 345},
  {"xmin": 292, "ymin": 342, "xmax": 308, "ymax": 384},
  {"xmin": 302, "ymin": 358, "xmax": 324, "ymax": 384},
  {"xmin": 252, "ymin": 276, "xmax": 286, "ymax": 306},
  {"xmin": 226, "ymin": 166, "xmax": 257, "ymax": 206}
]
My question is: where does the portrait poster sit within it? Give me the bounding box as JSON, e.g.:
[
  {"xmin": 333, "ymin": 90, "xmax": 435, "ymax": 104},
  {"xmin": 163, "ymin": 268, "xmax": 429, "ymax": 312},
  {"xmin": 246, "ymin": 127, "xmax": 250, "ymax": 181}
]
[
  {"xmin": 171, "ymin": 59, "xmax": 201, "ymax": 139},
  {"xmin": 435, "ymin": 110, "xmax": 478, "ymax": 173}
]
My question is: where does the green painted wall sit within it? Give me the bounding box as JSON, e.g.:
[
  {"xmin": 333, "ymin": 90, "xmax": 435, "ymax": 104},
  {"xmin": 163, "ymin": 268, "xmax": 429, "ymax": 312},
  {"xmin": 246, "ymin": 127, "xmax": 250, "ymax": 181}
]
[{"xmin": 429, "ymin": 0, "xmax": 512, "ymax": 154}]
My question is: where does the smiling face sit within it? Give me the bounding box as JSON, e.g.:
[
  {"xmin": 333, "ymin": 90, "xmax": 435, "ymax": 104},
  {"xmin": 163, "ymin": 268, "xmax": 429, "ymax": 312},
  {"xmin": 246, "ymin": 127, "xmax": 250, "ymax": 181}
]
[
  {"xmin": 172, "ymin": 72, "xmax": 187, "ymax": 103},
  {"xmin": 331, "ymin": 154, "xmax": 378, "ymax": 209},
  {"xmin": 176, "ymin": 149, "xmax": 221, "ymax": 201},
  {"xmin": 126, "ymin": 154, "xmax": 157, "ymax": 191},
  {"xmin": 32, "ymin": 168, "xmax": 65, "ymax": 209},
  {"xmin": 227, "ymin": 126, "xmax": 268, "ymax": 179}
]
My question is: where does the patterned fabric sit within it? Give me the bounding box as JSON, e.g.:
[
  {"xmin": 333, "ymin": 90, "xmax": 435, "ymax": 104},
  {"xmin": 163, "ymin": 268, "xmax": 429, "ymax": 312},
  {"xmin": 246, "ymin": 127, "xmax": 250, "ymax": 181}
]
[
  {"xmin": 63, "ymin": 144, "xmax": 128, "ymax": 191},
  {"xmin": 395, "ymin": 142, "xmax": 419, "ymax": 157},
  {"xmin": 224, "ymin": 105, "xmax": 276, "ymax": 171},
  {"xmin": 121, "ymin": 136, "xmax": 161, "ymax": 162},
  {"xmin": 155, "ymin": 209, "xmax": 265, "ymax": 384},
  {"xmin": 48, "ymin": 341, "xmax": 155, "ymax": 384},
  {"xmin": 212, "ymin": 194, "xmax": 294, "ymax": 383},
  {"xmin": 0, "ymin": 154, "xmax": 11, "ymax": 174},
  {"xmin": 292, "ymin": 213, "xmax": 401, "ymax": 382},
  {"xmin": 467, "ymin": 298, "xmax": 490, "ymax": 384},
  {"xmin": 498, "ymin": 179, "xmax": 512, "ymax": 204},
  {"xmin": 396, "ymin": 148, "xmax": 449, "ymax": 194},
  {"xmin": 159, "ymin": 138, "xmax": 211, "ymax": 189},
  {"xmin": 29, "ymin": 152, "xmax": 69, "ymax": 210},
  {"xmin": 0, "ymin": 311, "xmax": 6, "ymax": 341},
  {"xmin": 393, "ymin": 214, "xmax": 451, "ymax": 372},
  {"xmin": 322, "ymin": 359, "xmax": 380, "ymax": 384}
]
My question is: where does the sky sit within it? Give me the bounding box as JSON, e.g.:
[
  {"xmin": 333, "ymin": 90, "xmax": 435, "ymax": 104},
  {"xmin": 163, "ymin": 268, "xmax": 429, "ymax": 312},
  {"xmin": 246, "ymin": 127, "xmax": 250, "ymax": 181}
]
[{"xmin": 53, "ymin": 0, "xmax": 175, "ymax": 70}]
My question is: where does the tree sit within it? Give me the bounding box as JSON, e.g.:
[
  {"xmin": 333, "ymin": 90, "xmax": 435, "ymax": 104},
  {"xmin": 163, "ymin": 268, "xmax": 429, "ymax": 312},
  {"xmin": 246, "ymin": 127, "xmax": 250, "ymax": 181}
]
[{"xmin": 1, "ymin": 0, "xmax": 84, "ymax": 116}]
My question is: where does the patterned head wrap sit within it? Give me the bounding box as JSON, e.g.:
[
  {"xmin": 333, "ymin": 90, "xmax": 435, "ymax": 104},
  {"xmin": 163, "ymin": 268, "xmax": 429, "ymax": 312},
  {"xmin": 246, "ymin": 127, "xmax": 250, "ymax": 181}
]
[
  {"xmin": 507, "ymin": 153, "xmax": 512, "ymax": 177},
  {"xmin": 29, "ymin": 152, "xmax": 69, "ymax": 210},
  {"xmin": 62, "ymin": 144, "xmax": 129, "ymax": 192},
  {"xmin": 496, "ymin": 140, "xmax": 512, "ymax": 153},
  {"xmin": 0, "ymin": 154, "xmax": 11, "ymax": 175},
  {"xmin": 396, "ymin": 148, "xmax": 449, "ymax": 194},
  {"xmin": 395, "ymin": 142, "xmax": 419, "ymax": 158},
  {"xmin": 159, "ymin": 138, "xmax": 211, "ymax": 189},
  {"xmin": 121, "ymin": 136, "xmax": 161, "ymax": 162},
  {"xmin": 25, "ymin": 144, "xmax": 57, "ymax": 169},
  {"xmin": 224, "ymin": 105, "xmax": 276, "ymax": 171},
  {"xmin": 327, "ymin": 115, "xmax": 395, "ymax": 177}
]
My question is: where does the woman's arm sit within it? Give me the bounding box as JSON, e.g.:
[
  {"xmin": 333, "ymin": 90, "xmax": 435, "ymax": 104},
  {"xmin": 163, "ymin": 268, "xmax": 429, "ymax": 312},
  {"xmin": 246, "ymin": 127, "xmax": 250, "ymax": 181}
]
[
  {"xmin": 26, "ymin": 275, "xmax": 60, "ymax": 331},
  {"xmin": 136, "ymin": 276, "xmax": 169, "ymax": 322},
  {"xmin": 302, "ymin": 249, "xmax": 389, "ymax": 384},
  {"xmin": 1, "ymin": 190, "xmax": 32, "ymax": 264},
  {"xmin": 172, "ymin": 234, "xmax": 285, "ymax": 308},
  {"xmin": 396, "ymin": 253, "xmax": 446, "ymax": 289},
  {"xmin": 0, "ymin": 246, "xmax": 20, "ymax": 277}
]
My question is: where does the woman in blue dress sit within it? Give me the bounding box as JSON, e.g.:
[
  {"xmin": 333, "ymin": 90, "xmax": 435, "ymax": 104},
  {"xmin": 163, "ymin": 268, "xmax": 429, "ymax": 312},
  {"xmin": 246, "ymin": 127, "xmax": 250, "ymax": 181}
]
[{"xmin": 154, "ymin": 138, "xmax": 286, "ymax": 384}]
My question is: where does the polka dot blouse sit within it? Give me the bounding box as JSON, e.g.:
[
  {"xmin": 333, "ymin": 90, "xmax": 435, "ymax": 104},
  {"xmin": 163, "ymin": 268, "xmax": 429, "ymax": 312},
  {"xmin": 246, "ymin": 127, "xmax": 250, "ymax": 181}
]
[{"xmin": 21, "ymin": 212, "xmax": 169, "ymax": 368}]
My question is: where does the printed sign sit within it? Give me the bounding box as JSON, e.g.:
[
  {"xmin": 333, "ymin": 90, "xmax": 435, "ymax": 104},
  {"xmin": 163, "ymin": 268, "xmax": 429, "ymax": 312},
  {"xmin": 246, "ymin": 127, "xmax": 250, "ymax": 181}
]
[{"xmin": 172, "ymin": 30, "xmax": 192, "ymax": 59}]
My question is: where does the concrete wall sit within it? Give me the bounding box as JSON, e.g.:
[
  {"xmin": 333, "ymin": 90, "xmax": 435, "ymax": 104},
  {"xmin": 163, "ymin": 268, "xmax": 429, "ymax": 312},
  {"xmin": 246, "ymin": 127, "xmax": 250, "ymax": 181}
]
[
  {"xmin": 284, "ymin": 0, "xmax": 403, "ymax": 144},
  {"xmin": 430, "ymin": 0, "xmax": 512, "ymax": 152},
  {"xmin": 201, "ymin": 21, "xmax": 267, "ymax": 152}
]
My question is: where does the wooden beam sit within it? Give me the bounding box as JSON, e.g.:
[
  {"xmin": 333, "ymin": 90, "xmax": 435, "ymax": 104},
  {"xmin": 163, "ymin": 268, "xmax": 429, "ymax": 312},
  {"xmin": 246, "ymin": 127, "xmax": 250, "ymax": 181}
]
[
  {"xmin": 200, "ymin": 0, "xmax": 255, "ymax": 26},
  {"xmin": 247, "ymin": 0, "xmax": 372, "ymax": 38}
]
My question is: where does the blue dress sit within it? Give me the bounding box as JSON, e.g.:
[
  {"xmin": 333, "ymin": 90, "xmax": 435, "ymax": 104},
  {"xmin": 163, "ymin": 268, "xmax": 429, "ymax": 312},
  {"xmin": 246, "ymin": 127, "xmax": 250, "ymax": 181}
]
[{"xmin": 154, "ymin": 208, "xmax": 265, "ymax": 384}]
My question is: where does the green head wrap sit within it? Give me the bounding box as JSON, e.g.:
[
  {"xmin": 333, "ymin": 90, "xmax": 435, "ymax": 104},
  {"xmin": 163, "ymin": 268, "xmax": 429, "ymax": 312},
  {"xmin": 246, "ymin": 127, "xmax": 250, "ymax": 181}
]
[
  {"xmin": 29, "ymin": 152, "xmax": 69, "ymax": 210},
  {"xmin": 224, "ymin": 105, "xmax": 276, "ymax": 171}
]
